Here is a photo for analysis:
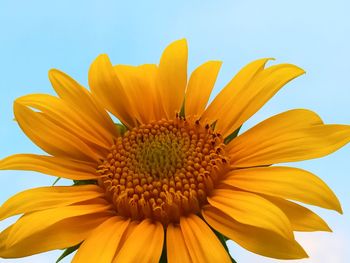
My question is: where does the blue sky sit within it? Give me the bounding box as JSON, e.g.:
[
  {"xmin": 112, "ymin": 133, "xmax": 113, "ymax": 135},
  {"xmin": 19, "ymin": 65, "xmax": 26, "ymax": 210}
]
[{"xmin": 0, "ymin": 0, "xmax": 349, "ymax": 262}]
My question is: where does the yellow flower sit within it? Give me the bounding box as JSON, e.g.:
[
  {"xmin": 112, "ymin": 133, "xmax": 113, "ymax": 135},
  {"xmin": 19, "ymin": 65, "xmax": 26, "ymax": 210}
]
[{"xmin": 0, "ymin": 39, "xmax": 349, "ymax": 262}]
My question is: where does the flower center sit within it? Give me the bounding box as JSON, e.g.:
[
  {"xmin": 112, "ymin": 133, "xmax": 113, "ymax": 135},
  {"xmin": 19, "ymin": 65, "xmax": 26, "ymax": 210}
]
[{"xmin": 97, "ymin": 118, "xmax": 229, "ymax": 224}]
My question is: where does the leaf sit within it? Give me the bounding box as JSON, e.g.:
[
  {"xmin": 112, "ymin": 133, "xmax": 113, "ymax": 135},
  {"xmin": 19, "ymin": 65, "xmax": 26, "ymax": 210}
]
[{"xmin": 56, "ymin": 243, "xmax": 81, "ymax": 263}]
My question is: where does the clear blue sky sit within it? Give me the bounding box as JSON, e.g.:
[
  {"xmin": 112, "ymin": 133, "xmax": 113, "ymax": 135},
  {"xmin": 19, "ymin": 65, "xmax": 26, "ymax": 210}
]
[{"xmin": 0, "ymin": 0, "xmax": 349, "ymax": 262}]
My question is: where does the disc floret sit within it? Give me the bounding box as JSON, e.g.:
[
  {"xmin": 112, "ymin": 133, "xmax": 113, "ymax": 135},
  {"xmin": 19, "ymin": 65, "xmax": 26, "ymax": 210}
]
[{"xmin": 97, "ymin": 117, "xmax": 229, "ymax": 224}]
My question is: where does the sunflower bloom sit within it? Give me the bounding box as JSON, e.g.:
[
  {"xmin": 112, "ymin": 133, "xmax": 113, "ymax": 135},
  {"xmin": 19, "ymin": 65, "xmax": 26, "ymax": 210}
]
[{"xmin": 1, "ymin": 39, "xmax": 349, "ymax": 262}]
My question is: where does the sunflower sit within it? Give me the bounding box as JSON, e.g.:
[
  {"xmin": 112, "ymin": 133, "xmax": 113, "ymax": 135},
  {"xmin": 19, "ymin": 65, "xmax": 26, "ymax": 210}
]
[{"xmin": 0, "ymin": 39, "xmax": 349, "ymax": 263}]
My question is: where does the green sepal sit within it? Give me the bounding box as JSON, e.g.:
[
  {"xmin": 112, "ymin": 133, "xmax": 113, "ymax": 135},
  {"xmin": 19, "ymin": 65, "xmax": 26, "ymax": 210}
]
[
  {"xmin": 210, "ymin": 120, "xmax": 217, "ymax": 130},
  {"xmin": 56, "ymin": 243, "xmax": 81, "ymax": 263},
  {"xmin": 158, "ymin": 246, "xmax": 167, "ymax": 263},
  {"xmin": 224, "ymin": 126, "xmax": 242, "ymax": 145},
  {"xmin": 179, "ymin": 100, "xmax": 185, "ymax": 118},
  {"xmin": 52, "ymin": 177, "xmax": 61, "ymax": 186},
  {"xmin": 214, "ymin": 230, "xmax": 237, "ymax": 263},
  {"xmin": 73, "ymin": 180, "xmax": 97, "ymax": 186},
  {"xmin": 158, "ymin": 229, "xmax": 167, "ymax": 263},
  {"xmin": 115, "ymin": 123, "xmax": 127, "ymax": 135}
]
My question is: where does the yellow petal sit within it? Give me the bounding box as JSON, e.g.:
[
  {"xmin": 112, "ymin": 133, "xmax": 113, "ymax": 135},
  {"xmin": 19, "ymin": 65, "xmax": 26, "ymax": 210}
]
[
  {"xmin": 114, "ymin": 220, "xmax": 139, "ymax": 255},
  {"xmin": 49, "ymin": 69, "xmax": 118, "ymax": 142},
  {"xmin": 202, "ymin": 59, "xmax": 303, "ymax": 137},
  {"xmin": 0, "ymin": 213, "xmax": 109, "ymax": 258},
  {"xmin": 72, "ymin": 216, "xmax": 129, "ymax": 263},
  {"xmin": 263, "ymin": 196, "xmax": 331, "ymax": 232},
  {"xmin": 208, "ymin": 189, "xmax": 293, "ymax": 239},
  {"xmin": 222, "ymin": 166, "xmax": 342, "ymax": 213},
  {"xmin": 167, "ymin": 223, "xmax": 191, "ymax": 263},
  {"xmin": 180, "ymin": 214, "xmax": 231, "ymax": 263},
  {"xmin": 202, "ymin": 58, "xmax": 270, "ymax": 123},
  {"xmin": 185, "ymin": 61, "xmax": 222, "ymax": 117},
  {"xmin": 113, "ymin": 219, "xmax": 164, "ymax": 263},
  {"xmin": 0, "ymin": 185, "xmax": 104, "ymax": 220},
  {"xmin": 202, "ymin": 206, "xmax": 308, "ymax": 260},
  {"xmin": 157, "ymin": 39, "xmax": 188, "ymax": 119},
  {"xmin": 16, "ymin": 93, "xmax": 114, "ymax": 151},
  {"xmin": 5, "ymin": 204, "xmax": 112, "ymax": 247},
  {"xmin": 89, "ymin": 54, "xmax": 138, "ymax": 128},
  {"xmin": 114, "ymin": 64, "xmax": 164, "ymax": 123},
  {"xmin": 216, "ymin": 62, "xmax": 304, "ymax": 137},
  {"xmin": 14, "ymin": 102, "xmax": 101, "ymax": 161},
  {"xmin": 227, "ymin": 109, "xmax": 350, "ymax": 167},
  {"xmin": 0, "ymin": 154, "xmax": 97, "ymax": 180}
]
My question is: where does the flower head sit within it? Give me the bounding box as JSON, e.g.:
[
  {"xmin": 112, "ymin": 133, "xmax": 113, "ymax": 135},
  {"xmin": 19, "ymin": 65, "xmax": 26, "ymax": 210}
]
[{"xmin": 1, "ymin": 39, "xmax": 349, "ymax": 262}]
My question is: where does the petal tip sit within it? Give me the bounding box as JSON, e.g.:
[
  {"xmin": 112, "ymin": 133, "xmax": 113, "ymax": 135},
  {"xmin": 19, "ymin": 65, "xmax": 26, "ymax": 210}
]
[
  {"xmin": 48, "ymin": 68, "xmax": 59, "ymax": 76},
  {"xmin": 48, "ymin": 68, "xmax": 68, "ymax": 83},
  {"xmin": 325, "ymin": 225, "xmax": 333, "ymax": 232},
  {"xmin": 330, "ymin": 194, "xmax": 343, "ymax": 214},
  {"xmin": 163, "ymin": 39, "xmax": 188, "ymax": 56},
  {"xmin": 336, "ymin": 204, "xmax": 343, "ymax": 215},
  {"xmin": 175, "ymin": 38, "xmax": 188, "ymax": 46},
  {"xmin": 294, "ymin": 245, "xmax": 309, "ymax": 259},
  {"xmin": 290, "ymin": 64, "xmax": 306, "ymax": 76},
  {"xmin": 91, "ymin": 54, "xmax": 111, "ymax": 67}
]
